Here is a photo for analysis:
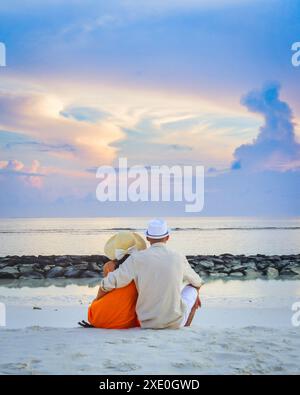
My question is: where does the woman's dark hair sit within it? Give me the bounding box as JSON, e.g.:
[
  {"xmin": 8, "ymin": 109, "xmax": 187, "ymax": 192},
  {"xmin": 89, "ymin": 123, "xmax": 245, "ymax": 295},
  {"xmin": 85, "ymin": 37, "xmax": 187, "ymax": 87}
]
[{"xmin": 114, "ymin": 254, "xmax": 130, "ymax": 269}]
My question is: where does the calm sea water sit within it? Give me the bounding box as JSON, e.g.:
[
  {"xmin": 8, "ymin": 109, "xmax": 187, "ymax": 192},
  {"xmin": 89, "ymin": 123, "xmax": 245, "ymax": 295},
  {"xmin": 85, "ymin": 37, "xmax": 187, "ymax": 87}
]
[{"xmin": 0, "ymin": 217, "xmax": 299, "ymax": 256}]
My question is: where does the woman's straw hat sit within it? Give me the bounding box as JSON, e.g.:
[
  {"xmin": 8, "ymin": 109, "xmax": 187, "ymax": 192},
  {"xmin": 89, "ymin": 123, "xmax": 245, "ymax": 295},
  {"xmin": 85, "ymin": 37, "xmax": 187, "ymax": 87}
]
[{"xmin": 104, "ymin": 231, "xmax": 147, "ymax": 260}]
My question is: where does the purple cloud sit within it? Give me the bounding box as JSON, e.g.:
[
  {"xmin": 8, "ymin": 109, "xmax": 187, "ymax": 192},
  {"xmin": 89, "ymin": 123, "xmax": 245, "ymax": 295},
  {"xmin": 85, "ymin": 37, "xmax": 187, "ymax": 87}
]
[{"xmin": 232, "ymin": 82, "xmax": 300, "ymax": 171}]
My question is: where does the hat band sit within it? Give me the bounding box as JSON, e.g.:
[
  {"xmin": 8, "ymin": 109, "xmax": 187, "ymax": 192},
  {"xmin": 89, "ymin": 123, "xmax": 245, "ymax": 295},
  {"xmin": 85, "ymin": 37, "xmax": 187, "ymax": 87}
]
[{"xmin": 145, "ymin": 230, "xmax": 169, "ymax": 239}]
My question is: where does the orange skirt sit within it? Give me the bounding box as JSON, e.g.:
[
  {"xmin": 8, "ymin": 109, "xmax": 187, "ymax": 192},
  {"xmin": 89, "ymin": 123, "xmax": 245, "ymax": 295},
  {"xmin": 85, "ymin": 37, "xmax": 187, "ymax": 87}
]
[{"xmin": 88, "ymin": 281, "xmax": 140, "ymax": 329}]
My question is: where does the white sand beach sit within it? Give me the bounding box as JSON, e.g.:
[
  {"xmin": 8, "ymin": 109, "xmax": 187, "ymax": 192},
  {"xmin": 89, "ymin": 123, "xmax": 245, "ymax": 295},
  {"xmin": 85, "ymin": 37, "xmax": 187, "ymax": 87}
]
[{"xmin": 1, "ymin": 278, "xmax": 300, "ymax": 375}]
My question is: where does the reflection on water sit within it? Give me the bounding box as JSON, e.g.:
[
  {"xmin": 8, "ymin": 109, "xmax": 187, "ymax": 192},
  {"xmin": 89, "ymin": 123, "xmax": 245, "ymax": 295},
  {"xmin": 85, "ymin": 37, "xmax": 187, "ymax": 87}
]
[
  {"xmin": 1, "ymin": 279, "xmax": 300, "ymax": 306},
  {"xmin": 0, "ymin": 278, "xmax": 100, "ymax": 289}
]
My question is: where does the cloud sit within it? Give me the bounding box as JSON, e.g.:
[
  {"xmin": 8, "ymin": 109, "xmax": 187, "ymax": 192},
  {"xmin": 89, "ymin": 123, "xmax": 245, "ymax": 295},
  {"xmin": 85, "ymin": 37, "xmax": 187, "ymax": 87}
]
[
  {"xmin": 0, "ymin": 91, "xmax": 123, "ymax": 166},
  {"xmin": 4, "ymin": 140, "xmax": 76, "ymax": 153},
  {"xmin": 0, "ymin": 159, "xmax": 44, "ymax": 188},
  {"xmin": 60, "ymin": 106, "xmax": 108, "ymax": 123},
  {"xmin": 4, "ymin": 159, "xmax": 24, "ymax": 171},
  {"xmin": 232, "ymin": 82, "xmax": 300, "ymax": 171}
]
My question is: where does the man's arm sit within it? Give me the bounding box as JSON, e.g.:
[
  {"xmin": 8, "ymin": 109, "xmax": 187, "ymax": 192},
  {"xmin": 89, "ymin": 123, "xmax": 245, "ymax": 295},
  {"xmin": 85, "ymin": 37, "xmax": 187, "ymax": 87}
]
[
  {"xmin": 95, "ymin": 255, "xmax": 136, "ymax": 300},
  {"xmin": 183, "ymin": 256, "xmax": 203, "ymax": 289}
]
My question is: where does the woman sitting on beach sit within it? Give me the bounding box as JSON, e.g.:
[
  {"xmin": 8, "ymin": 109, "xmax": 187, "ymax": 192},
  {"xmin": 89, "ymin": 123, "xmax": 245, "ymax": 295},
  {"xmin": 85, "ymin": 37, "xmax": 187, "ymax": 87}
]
[{"xmin": 83, "ymin": 231, "xmax": 146, "ymax": 329}]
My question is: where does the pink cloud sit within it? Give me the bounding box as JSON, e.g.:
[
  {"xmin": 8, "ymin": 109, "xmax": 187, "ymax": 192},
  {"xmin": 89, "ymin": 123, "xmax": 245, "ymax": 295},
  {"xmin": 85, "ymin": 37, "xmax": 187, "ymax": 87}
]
[
  {"xmin": 0, "ymin": 159, "xmax": 44, "ymax": 188},
  {"xmin": 7, "ymin": 159, "xmax": 25, "ymax": 171},
  {"xmin": 26, "ymin": 159, "xmax": 43, "ymax": 188}
]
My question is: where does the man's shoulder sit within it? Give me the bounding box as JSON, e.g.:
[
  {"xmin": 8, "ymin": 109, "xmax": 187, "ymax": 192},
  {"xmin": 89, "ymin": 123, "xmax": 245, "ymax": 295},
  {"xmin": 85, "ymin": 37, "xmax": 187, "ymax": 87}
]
[
  {"xmin": 170, "ymin": 249, "xmax": 186, "ymax": 261},
  {"xmin": 157, "ymin": 246, "xmax": 186, "ymax": 262},
  {"xmin": 130, "ymin": 249, "xmax": 148, "ymax": 261},
  {"xmin": 132, "ymin": 246, "xmax": 185, "ymax": 261}
]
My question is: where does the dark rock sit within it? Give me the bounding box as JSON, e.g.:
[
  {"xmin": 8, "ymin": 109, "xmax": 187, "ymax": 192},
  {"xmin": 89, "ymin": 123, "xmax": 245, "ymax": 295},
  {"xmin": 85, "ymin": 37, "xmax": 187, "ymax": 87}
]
[
  {"xmin": 186, "ymin": 255, "xmax": 194, "ymax": 260},
  {"xmin": 239, "ymin": 258, "xmax": 247, "ymax": 264},
  {"xmin": 88, "ymin": 262, "xmax": 102, "ymax": 272},
  {"xmin": 37, "ymin": 256, "xmax": 55, "ymax": 266},
  {"xmin": 287, "ymin": 267, "xmax": 300, "ymax": 276},
  {"xmin": 82, "ymin": 271, "xmax": 101, "ymax": 278},
  {"xmin": 3, "ymin": 258, "xmax": 21, "ymax": 266},
  {"xmin": 245, "ymin": 269, "xmax": 260, "ymax": 278},
  {"xmin": 198, "ymin": 260, "xmax": 214, "ymax": 270},
  {"xmin": 212, "ymin": 258, "xmax": 224, "ymax": 265},
  {"xmin": 280, "ymin": 268, "xmax": 294, "ymax": 276},
  {"xmin": 231, "ymin": 264, "xmax": 247, "ymax": 272},
  {"xmin": 256, "ymin": 261, "xmax": 270, "ymax": 271},
  {"xmin": 274, "ymin": 260, "xmax": 290, "ymax": 270},
  {"xmin": 47, "ymin": 267, "xmax": 65, "ymax": 278},
  {"xmin": 73, "ymin": 262, "xmax": 89, "ymax": 270},
  {"xmin": 42, "ymin": 265, "xmax": 52, "ymax": 272},
  {"xmin": 18, "ymin": 264, "xmax": 36, "ymax": 274},
  {"xmin": 221, "ymin": 261, "xmax": 232, "ymax": 268},
  {"xmin": 0, "ymin": 266, "xmax": 19, "ymax": 279},
  {"xmin": 199, "ymin": 271, "xmax": 208, "ymax": 277},
  {"xmin": 20, "ymin": 256, "xmax": 38, "ymax": 264},
  {"xmin": 64, "ymin": 267, "xmax": 81, "ymax": 278},
  {"xmin": 94, "ymin": 255, "xmax": 110, "ymax": 264},
  {"xmin": 266, "ymin": 267, "xmax": 279, "ymax": 278},
  {"xmin": 1, "ymin": 254, "xmax": 300, "ymax": 279},
  {"xmin": 230, "ymin": 259, "xmax": 241, "ymax": 266},
  {"xmin": 54, "ymin": 256, "xmax": 72, "ymax": 267},
  {"xmin": 244, "ymin": 262, "xmax": 257, "ymax": 270},
  {"xmin": 214, "ymin": 265, "xmax": 226, "ymax": 272}
]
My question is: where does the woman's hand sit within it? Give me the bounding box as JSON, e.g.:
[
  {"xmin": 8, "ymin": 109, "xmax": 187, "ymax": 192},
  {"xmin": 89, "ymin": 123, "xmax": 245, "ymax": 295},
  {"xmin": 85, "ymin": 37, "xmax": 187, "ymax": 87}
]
[
  {"xmin": 93, "ymin": 260, "xmax": 117, "ymax": 302},
  {"xmin": 94, "ymin": 286, "xmax": 108, "ymax": 301},
  {"xmin": 103, "ymin": 261, "xmax": 116, "ymax": 277}
]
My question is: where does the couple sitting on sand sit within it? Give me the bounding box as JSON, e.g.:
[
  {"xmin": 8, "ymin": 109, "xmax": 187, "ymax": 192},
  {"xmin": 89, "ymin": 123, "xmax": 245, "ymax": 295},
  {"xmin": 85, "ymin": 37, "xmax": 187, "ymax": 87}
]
[{"xmin": 80, "ymin": 219, "xmax": 203, "ymax": 330}]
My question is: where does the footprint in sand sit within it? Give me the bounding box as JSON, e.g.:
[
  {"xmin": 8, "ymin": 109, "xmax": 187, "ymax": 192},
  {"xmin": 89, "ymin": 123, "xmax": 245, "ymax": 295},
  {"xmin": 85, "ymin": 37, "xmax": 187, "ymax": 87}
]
[
  {"xmin": 102, "ymin": 359, "xmax": 141, "ymax": 372},
  {"xmin": 70, "ymin": 352, "xmax": 88, "ymax": 358},
  {"xmin": 0, "ymin": 359, "xmax": 41, "ymax": 374},
  {"xmin": 171, "ymin": 360, "xmax": 212, "ymax": 369}
]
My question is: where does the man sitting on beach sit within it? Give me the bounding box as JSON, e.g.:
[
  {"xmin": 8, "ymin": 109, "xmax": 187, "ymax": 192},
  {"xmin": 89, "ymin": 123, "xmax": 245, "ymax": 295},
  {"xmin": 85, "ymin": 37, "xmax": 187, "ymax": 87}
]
[{"xmin": 96, "ymin": 219, "xmax": 203, "ymax": 329}]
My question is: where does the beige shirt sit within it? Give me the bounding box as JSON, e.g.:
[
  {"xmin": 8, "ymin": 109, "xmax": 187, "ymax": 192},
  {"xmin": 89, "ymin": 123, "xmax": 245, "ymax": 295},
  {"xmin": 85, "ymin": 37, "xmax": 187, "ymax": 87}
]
[{"xmin": 100, "ymin": 242, "xmax": 203, "ymax": 329}]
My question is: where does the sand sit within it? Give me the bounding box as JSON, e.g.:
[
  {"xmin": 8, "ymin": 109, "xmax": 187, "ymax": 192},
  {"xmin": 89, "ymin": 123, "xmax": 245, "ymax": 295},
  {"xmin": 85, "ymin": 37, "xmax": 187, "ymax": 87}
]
[
  {"xmin": 0, "ymin": 279, "xmax": 300, "ymax": 375},
  {"xmin": 1, "ymin": 325, "xmax": 300, "ymax": 375}
]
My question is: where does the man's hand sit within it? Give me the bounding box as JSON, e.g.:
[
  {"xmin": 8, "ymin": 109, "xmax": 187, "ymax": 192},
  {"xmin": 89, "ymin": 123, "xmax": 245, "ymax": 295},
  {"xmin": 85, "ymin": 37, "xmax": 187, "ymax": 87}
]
[{"xmin": 195, "ymin": 295, "xmax": 201, "ymax": 309}]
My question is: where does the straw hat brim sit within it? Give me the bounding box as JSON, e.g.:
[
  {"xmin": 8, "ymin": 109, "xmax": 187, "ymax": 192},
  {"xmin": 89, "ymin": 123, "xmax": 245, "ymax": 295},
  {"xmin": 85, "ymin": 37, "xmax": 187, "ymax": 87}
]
[{"xmin": 104, "ymin": 232, "xmax": 146, "ymax": 260}]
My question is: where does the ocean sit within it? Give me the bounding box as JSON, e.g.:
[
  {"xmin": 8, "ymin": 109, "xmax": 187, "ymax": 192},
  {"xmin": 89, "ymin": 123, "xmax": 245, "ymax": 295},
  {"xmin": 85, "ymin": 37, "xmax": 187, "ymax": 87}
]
[{"xmin": 0, "ymin": 217, "xmax": 299, "ymax": 256}]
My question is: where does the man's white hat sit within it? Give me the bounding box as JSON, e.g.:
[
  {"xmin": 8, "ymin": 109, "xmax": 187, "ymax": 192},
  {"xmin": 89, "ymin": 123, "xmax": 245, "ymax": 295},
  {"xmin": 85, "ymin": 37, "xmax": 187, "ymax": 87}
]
[{"xmin": 145, "ymin": 218, "xmax": 170, "ymax": 239}]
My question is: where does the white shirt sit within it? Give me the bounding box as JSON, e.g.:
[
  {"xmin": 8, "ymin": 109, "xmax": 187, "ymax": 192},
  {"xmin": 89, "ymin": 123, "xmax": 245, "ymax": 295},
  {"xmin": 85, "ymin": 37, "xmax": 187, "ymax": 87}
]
[{"xmin": 100, "ymin": 242, "xmax": 203, "ymax": 329}]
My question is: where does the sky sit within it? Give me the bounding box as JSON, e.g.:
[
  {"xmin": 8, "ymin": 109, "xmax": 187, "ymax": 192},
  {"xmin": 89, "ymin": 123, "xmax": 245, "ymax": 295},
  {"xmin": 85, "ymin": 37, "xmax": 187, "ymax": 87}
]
[{"xmin": 0, "ymin": 0, "xmax": 299, "ymax": 217}]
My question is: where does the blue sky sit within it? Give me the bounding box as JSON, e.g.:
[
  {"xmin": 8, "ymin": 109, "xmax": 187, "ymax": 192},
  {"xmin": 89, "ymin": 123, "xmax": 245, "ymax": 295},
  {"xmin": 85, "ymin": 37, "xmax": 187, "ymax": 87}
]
[{"xmin": 0, "ymin": 0, "xmax": 299, "ymax": 216}]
